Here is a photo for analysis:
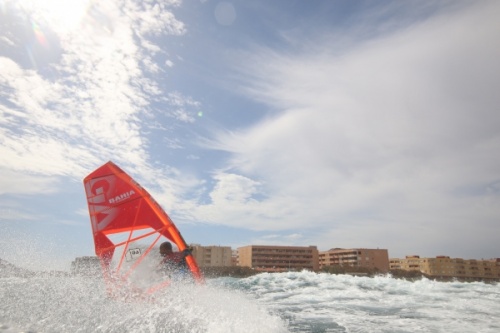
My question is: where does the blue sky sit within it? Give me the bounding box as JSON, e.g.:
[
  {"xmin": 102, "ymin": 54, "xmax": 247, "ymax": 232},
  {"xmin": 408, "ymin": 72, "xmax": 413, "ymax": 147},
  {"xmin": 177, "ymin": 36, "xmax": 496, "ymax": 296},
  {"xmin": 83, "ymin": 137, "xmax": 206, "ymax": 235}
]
[{"xmin": 1, "ymin": 0, "xmax": 499, "ymax": 270}]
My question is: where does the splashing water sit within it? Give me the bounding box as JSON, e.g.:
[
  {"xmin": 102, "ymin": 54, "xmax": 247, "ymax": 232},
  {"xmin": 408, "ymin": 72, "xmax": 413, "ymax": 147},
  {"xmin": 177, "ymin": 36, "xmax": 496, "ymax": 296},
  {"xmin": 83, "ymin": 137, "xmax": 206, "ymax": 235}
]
[
  {"xmin": 214, "ymin": 271, "xmax": 500, "ymax": 333},
  {"xmin": 1, "ymin": 271, "xmax": 499, "ymax": 333},
  {"xmin": 0, "ymin": 275, "xmax": 287, "ymax": 333}
]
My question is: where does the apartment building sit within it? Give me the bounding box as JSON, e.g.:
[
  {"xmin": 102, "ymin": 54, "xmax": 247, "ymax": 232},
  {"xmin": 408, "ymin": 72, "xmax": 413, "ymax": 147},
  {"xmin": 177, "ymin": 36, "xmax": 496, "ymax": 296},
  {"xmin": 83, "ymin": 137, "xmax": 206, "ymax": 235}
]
[
  {"xmin": 389, "ymin": 256, "xmax": 500, "ymax": 281},
  {"xmin": 319, "ymin": 248, "xmax": 390, "ymax": 272},
  {"xmin": 389, "ymin": 255, "xmax": 423, "ymax": 271},
  {"xmin": 238, "ymin": 245, "xmax": 319, "ymax": 272},
  {"xmin": 191, "ymin": 245, "xmax": 233, "ymax": 267},
  {"xmin": 231, "ymin": 249, "xmax": 239, "ymax": 266}
]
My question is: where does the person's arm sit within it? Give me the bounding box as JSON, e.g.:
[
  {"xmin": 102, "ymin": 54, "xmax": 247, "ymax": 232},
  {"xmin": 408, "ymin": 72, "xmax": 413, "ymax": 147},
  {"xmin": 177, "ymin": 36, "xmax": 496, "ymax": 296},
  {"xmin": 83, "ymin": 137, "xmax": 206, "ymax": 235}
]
[{"xmin": 181, "ymin": 247, "xmax": 193, "ymax": 257}]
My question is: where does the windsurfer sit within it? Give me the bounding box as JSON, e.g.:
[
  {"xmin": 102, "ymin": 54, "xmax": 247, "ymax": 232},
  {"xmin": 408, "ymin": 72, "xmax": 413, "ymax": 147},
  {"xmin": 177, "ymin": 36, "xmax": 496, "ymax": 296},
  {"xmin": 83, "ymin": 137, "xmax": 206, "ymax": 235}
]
[{"xmin": 158, "ymin": 241, "xmax": 192, "ymax": 277}]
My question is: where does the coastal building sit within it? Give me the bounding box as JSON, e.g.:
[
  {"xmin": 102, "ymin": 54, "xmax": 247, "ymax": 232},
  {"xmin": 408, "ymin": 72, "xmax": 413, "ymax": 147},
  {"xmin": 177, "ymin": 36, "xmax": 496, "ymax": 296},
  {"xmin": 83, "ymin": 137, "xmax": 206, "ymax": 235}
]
[
  {"xmin": 389, "ymin": 256, "xmax": 500, "ymax": 281},
  {"xmin": 231, "ymin": 249, "xmax": 239, "ymax": 266},
  {"xmin": 71, "ymin": 256, "xmax": 101, "ymax": 276},
  {"xmin": 191, "ymin": 245, "xmax": 233, "ymax": 267},
  {"xmin": 319, "ymin": 248, "xmax": 390, "ymax": 272},
  {"xmin": 238, "ymin": 245, "xmax": 319, "ymax": 272}
]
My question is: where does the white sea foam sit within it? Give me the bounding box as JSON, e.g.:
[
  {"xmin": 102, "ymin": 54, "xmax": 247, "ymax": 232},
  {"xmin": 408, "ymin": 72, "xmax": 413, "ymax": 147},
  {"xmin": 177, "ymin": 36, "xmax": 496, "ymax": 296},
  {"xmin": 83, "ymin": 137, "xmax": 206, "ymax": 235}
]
[
  {"xmin": 224, "ymin": 271, "xmax": 500, "ymax": 332},
  {"xmin": 1, "ymin": 271, "xmax": 499, "ymax": 333}
]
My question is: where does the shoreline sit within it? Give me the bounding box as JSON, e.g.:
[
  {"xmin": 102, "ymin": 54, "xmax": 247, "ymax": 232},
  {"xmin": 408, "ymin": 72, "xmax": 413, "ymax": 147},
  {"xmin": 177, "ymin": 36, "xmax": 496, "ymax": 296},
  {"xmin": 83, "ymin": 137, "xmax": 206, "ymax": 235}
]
[{"xmin": 2, "ymin": 258, "xmax": 497, "ymax": 283}]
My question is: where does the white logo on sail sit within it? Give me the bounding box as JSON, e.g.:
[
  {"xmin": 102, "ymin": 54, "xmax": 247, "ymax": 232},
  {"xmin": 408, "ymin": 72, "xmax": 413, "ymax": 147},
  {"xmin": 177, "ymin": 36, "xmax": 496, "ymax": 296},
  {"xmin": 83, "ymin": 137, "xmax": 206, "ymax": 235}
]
[{"xmin": 109, "ymin": 190, "xmax": 136, "ymax": 204}]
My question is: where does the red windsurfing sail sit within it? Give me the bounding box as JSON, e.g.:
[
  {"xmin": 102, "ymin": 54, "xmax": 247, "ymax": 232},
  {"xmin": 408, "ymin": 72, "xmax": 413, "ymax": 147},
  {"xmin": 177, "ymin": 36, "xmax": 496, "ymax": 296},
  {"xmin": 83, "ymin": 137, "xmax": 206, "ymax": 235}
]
[{"xmin": 83, "ymin": 161, "xmax": 203, "ymax": 295}]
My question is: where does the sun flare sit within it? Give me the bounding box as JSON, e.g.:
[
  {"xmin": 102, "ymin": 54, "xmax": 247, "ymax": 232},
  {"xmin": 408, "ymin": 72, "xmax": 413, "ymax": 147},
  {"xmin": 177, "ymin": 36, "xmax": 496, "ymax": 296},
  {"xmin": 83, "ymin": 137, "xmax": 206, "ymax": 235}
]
[{"xmin": 18, "ymin": 0, "xmax": 90, "ymax": 35}]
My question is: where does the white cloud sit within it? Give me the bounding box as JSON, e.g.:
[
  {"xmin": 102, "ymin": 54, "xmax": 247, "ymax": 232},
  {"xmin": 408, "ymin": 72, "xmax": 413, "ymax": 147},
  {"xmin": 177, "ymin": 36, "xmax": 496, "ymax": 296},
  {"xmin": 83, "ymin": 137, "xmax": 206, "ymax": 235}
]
[
  {"xmin": 199, "ymin": 1, "xmax": 500, "ymax": 255},
  {"xmin": 209, "ymin": 173, "xmax": 261, "ymax": 204},
  {"xmin": 171, "ymin": 109, "xmax": 196, "ymax": 123},
  {"xmin": 0, "ymin": 0, "xmax": 192, "ymax": 196},
  {"xmin": 166, "ymin": 91, "xmax": 201, "ymax": 108}
]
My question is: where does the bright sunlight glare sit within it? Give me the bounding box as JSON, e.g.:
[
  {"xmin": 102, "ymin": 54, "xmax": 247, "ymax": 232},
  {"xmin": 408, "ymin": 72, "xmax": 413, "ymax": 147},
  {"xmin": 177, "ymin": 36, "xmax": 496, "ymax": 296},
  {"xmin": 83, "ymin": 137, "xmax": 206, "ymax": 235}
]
[{"xmin": 18, "ymin": 0, "xmax": 90, "ymax": 35}]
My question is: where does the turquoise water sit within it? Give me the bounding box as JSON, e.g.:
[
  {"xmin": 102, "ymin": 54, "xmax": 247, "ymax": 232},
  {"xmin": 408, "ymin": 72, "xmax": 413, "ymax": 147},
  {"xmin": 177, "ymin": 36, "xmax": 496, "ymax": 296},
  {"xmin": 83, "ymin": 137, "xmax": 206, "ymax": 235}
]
[{"xmin": 1, "ymin": 271, "xmax": 499, "ymax": 332}]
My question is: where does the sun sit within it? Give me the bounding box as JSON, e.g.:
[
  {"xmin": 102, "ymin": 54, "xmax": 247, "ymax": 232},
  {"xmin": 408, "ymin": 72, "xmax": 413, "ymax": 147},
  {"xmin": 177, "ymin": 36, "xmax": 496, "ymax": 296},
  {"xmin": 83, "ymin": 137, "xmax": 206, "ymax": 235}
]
[{"xmin": 18, "ymin": 0, "xmax": 90, "ymax": 35}]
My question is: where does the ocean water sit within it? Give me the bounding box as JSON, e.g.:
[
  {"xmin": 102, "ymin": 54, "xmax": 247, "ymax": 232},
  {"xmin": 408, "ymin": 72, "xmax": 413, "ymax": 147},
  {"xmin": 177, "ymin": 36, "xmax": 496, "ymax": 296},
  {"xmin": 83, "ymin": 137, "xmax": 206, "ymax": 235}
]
[{"xmin": 1, "ymin": 271, "xmax": 499, "ymax": 333}]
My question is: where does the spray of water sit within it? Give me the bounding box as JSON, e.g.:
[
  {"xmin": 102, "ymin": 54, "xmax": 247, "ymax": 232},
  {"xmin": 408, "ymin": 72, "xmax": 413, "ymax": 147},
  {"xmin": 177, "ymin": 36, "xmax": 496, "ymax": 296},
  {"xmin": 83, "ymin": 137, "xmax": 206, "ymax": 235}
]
[
  {"xmin": 0, "ymin": 275, "xmax": 289, "ymax": 333},
  {"xmin": 0, "ymin": 232, "xmax": 289, "ymax": 333}
]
